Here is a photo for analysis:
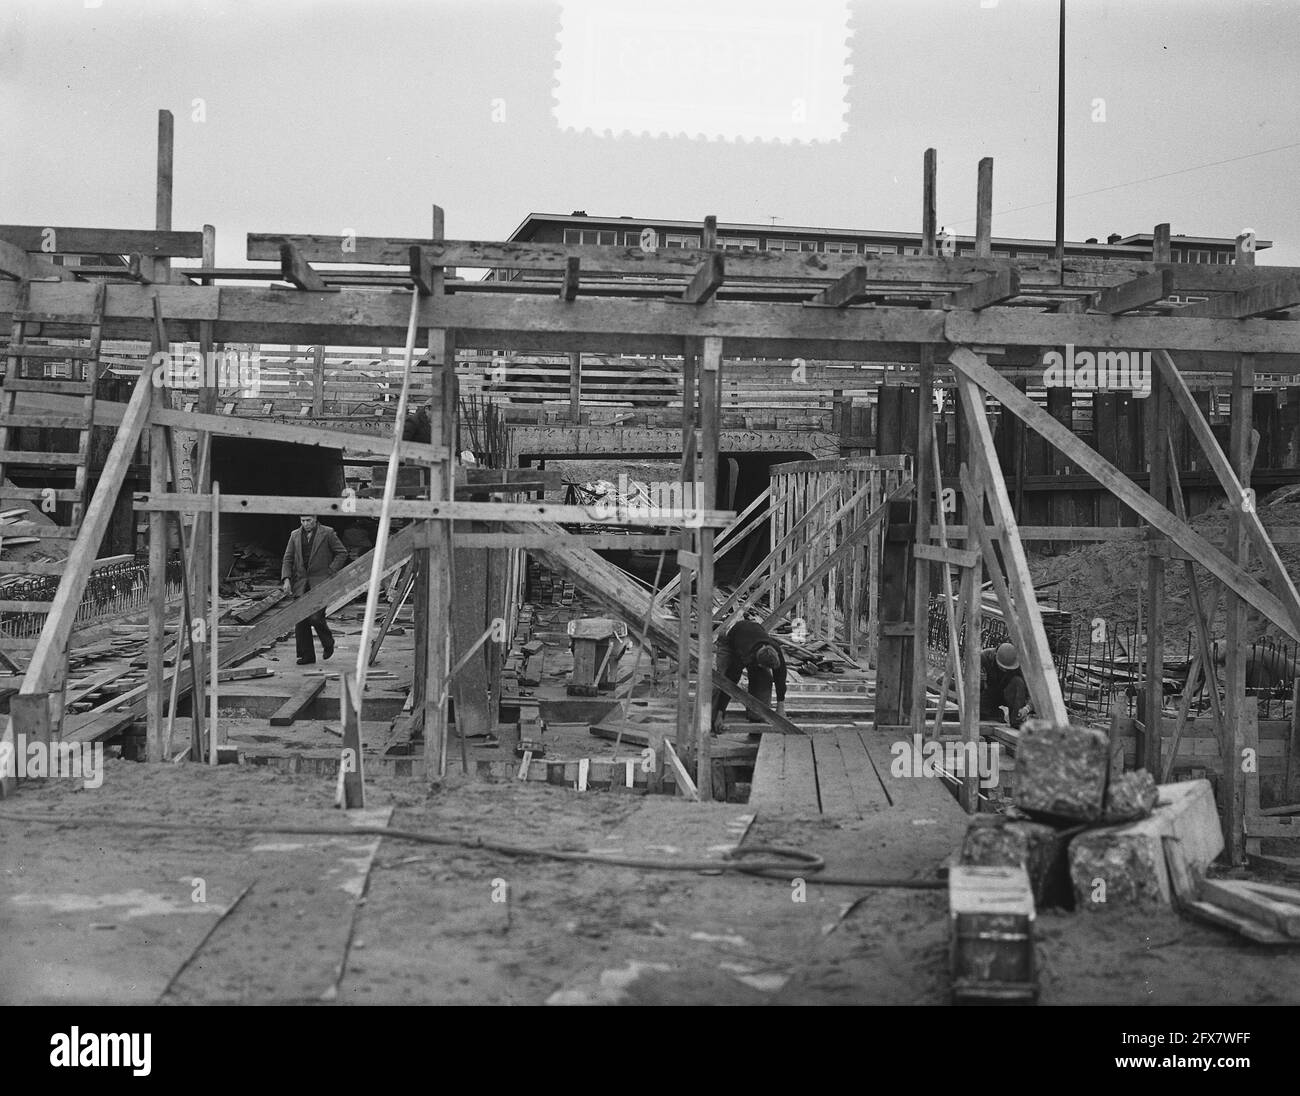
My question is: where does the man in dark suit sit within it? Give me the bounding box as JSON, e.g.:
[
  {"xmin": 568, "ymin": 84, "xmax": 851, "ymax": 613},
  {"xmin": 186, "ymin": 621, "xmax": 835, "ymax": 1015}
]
[
  {"xmin": 711, "ymin": 619, "xmax": 788, "ymax": 732},
  {"xmin": 281, "ymin": 515, "xmax": 349, "ymax": 665}
]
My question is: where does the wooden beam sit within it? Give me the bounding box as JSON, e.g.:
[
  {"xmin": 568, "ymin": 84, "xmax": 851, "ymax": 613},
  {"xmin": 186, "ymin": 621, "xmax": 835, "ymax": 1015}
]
[
  {"xmin": 810, "ymin": 266, "xmax": 868, "ymax": 308},
  {"xmin": 1092, "ymin": 269, "xmax": 1174, "ymax": 314},
  {"xmin": 974, "ymin": 158, "xmax": 993, "ymax": 259},
  {"xmin": 0, "ymin": 225, "xmax": 204, "ymax": 258},
  {"xmin": 1226, "ymin": 356, "xmax": 1254, "ymax": 864},
  {"xmin": 695, "ymin": 336, "xmax": 722, "ymax": 796},
  {"xmin": 948, "ymin": 346, "xmax": 1300, "ymax": 641},
  {"xmin": 1143, "ymin": 369, "xmax": 1168, "ymax": 772},
  {"xmin": 944, "ymin": 268, "xmax": 1019, "ymax": 311},
  {"xmin": 1153, "ymin": 223, "xmax": 1171, "ymax": 264},
  {"xmin": 0, "ymin": 238, "xmax": 76, "ymax": 282},
  {"xmin": 8, "ymin": 280, "xmax": 1300, "ymax": 355},
  {"xmin": 1154, "ymin": 349, "xmax": 1300, "ymax": 637},
  {"xmin": 16, "ymin": 365, "xmax": 155, "ymax": 693},
  {"xmin": 561, "ymin": 256, "xmax": 581, "ymax": 302},
  {"xmin": 953, "ymin": 368, "xmax": 1069, "ymax": 725},
  {"xmin": 409, "ymin": 245, "xmax": 437, "ymax": 296},
  {"xmin": 1175, "ymin": 276, "xmax": 1300, "ymax": 319},
  {"xmin": 682, "ymin": 253, "xmax": 724, "ymax": 304},
  {"xmin": 270, "ymin": 677, "xmax": 326, "ymax": 726},
  {"xmin": 568, "ymin": 351, "xmax": 581, "ymax": 421},
  {"xmin": 914, "ymin": 542, "xmax": 981, "ymax": 568},
  {"xmin": 133, "ymin": 493, "xmax": 734, "ymax": 527},
  {"xmin": 921, "ymin": 148, "xmax": 937, "ymax": 255},
  {"xmin": 279, "ymin": 241, "xmax": 335, "ymax": 292}
]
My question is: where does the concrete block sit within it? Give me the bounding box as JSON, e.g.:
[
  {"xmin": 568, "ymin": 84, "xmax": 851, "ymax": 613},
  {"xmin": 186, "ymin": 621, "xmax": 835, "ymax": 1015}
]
[
  {"xmin": 960, "ymin": 815, "xmax": 1074, "ymax": 910},
  {"xmin": 1103, "ymin": 769, "xmax": 1158, "ymax": 822},
  {"xmin": 1013, "ymin": 719, "xmax": 1109, "ymax": 822},
  {"xmin": 1069, "ymin": 779, "xmax": 1223, "ymax": 908}
]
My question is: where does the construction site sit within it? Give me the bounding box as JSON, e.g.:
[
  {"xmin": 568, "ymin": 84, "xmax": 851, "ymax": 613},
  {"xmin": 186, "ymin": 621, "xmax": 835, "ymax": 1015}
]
[{"xmin": 2, "ymin": 1, "xmax": 1298, "ymax": 1028}]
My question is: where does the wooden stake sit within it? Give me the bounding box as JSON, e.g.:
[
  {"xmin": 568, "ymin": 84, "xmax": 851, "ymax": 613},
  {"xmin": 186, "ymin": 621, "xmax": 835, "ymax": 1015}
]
[
  {"xmin": 209, "ymin": 481, "xmax": 220, "ymax": 766},
  {"xmin": 695, "ymin": 336, "xmax": 721, "ymax": 798}
]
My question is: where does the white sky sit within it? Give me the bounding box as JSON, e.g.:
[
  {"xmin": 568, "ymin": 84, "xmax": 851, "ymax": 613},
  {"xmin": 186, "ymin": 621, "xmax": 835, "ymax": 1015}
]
[{"xmin": 1, "ymin": 0, "xmax": 1297, "ymax": 265}]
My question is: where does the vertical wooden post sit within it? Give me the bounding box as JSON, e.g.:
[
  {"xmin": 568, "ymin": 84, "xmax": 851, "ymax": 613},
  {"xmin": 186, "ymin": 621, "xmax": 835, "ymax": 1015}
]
[
  {"xmin": 209, "ymin": 481, "xmax": 220, "ymax": 765},
  {"xmin": 695, "ymin": 337, "xmax": 722, "ymax": 799},
  {"xmin": 1224, "ymin": 355, "xmax": 1254, "ymax": 863},
  {"xmin": 676, "ymin": 342, "xmax": 698, "ymax": 750},
  {"xmin": 146, "ymin": 355, "xmax": 169, "ymax": 762},
  {"xmin": 191, "ymin": 223, "xmax": 217, "ymax": 760},
  {"xmin": 1143, "ymin": 370, "xmax": 1167, "ymax": 772},
  {"xmin": 910, "ymin": 149, "xmax": 938, "ymax": 739},
  {"xmin": 154, "ymin": 109, "xmax": 173, "ymax": 284},
  {"xmin": 425, "ymin": 348, "xmax": 457, "ymax": 781},
  {"xmin": 1153, "ymin": 223, "xmax": 1171, "ymax": 264},
  {"xmin": 960, "ymin": 506, "xmax": 982, "ymax": 815},
  {"xmin": 975, "ymin": 158, "xmax": 993, "ymax": 259},
  {"xmin": 568, "ymin": 352, "xmax": 581, "ymax": 423},
  {"xmin": 312, "ymin": 344, "xmax": 326, "ymax": 417}
]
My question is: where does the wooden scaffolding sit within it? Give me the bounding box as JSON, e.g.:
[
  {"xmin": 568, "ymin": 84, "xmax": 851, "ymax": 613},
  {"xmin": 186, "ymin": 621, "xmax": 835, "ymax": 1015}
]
[{"xmin": 1, "ymin": 116, "xmax": 1298, "ymax": 858}]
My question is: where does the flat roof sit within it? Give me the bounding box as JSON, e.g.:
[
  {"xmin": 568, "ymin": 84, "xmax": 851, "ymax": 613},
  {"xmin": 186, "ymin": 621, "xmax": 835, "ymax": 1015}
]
[{"xmin": 506, "ymin": 213, "xmax": 1271, "ymax": 252}]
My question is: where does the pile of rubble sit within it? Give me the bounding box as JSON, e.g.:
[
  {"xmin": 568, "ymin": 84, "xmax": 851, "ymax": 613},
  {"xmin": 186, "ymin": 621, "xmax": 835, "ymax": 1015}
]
[{"xmin": 950, "ymin": 720, "xmax": 1299, "ymax": 1003}]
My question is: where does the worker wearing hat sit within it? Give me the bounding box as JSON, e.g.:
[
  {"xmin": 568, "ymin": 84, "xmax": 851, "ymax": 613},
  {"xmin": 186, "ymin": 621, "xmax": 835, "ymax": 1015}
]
[
  {"xmin": 711, "ymin": 619, "xmax": 788, "ymax": 732},
  {"xmin": 979, "ymin": 641, "xmax": 1032, "ymax": 728}
]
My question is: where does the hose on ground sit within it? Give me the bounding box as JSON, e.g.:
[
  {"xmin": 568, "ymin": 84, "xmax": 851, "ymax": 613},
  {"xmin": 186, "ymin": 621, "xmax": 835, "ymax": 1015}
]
[{"xmin": 0, "ymin": 812, "xmax": 947, "ymax": 887}]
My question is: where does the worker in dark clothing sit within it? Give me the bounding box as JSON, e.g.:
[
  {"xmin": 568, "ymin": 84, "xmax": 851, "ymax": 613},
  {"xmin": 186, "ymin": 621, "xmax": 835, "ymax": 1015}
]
[
  {"xmin": 980, "ymin": 642, "xmax": 1031, "ymax": 728},
  {"xmin": 711, "ymin": 619, "xmax": 788, "ymax": 731}
]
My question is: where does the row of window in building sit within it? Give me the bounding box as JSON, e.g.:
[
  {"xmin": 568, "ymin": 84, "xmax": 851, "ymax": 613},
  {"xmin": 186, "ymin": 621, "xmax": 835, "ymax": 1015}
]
[{"xmin": 559, "ymin": 227, "xmax": 1235, "ymax": 263}]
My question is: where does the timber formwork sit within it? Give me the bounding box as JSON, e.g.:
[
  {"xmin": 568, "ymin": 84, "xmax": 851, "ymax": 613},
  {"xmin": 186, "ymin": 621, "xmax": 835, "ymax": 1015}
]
[{"xmin": 1, "ymin": 119, "xmax": 1299, "ymax": 858}]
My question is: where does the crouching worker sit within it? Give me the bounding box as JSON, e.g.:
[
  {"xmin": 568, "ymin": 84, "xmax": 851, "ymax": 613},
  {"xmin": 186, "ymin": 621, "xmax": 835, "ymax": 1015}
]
[
  {"xmin": 711, "ymin": 619, "xmax": 787, "ymax": 733},
  {"xmin": 980, "ymin": 642, "xmax": 1031, "ymax": 728}
]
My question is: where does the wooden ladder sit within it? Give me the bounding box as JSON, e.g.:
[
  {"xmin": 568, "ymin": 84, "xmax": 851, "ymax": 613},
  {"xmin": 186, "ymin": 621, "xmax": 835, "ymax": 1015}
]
[{"xmin": 0, "ymin": 281, "xmax": 108, "ymax": 604}]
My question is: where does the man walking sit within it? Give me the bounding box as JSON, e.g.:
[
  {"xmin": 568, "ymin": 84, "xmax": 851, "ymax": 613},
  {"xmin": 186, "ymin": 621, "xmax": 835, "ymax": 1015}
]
[
  {"xmin": 979, "ymin": 641, "xmax": 1031, "ymax": 728},
  {"xmin": 711, "ymin": 618, "xmax": 788, "ymax": 732},
  {"xmin": 281, "ymin": 515, "xmax": 349, "ymax": 665}
]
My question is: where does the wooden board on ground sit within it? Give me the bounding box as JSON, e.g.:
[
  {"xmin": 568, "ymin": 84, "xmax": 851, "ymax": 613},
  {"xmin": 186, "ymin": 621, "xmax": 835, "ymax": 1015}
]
[
  {"xmin": 269, "ymin": 678, "xmax": 327, "ymax": 727},
  {"xmin": 591, "ymin": 797, "xmax": 755, "ymax": 862}
]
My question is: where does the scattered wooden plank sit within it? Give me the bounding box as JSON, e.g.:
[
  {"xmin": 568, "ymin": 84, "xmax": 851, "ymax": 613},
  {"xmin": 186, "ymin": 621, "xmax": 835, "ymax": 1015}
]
[
  {"xmin": 1200, "ymin": 878, "xmax": 1300, "ymax": 937},
  {"xmin": 269, "ymin": 678, "xmax": 327, "ymax": 727}
]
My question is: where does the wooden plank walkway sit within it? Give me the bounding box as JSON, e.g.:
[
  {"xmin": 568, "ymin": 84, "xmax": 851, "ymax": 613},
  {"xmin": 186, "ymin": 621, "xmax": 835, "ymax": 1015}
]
[{"xmin": 749, "ymin": 726, "xmax": 966, "ymax": 825}]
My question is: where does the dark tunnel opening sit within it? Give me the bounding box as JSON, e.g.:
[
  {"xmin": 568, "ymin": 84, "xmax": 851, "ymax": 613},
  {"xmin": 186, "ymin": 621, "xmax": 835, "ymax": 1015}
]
[{"xmin": 209, "ymin": 438, "xmax": 349, "ymax": 578}]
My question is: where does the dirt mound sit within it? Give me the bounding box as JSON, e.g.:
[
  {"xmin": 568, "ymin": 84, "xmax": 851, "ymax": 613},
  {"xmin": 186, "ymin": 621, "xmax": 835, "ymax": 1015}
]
[{"xmin": 1027, "ymin": 491, "xmax": 1300, "ymax": 651}]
